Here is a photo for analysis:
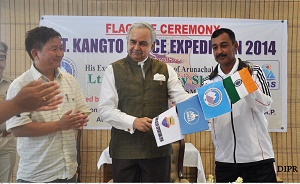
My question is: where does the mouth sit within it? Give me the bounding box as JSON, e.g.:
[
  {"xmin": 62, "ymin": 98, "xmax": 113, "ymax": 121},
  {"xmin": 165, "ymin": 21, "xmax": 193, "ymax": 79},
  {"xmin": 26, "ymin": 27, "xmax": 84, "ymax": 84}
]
[
  {"xmin": 132, "ymin": 49, "xmax": 142, "ymax": 55},
  {"xmin": 132, "ymin": 52, "xmax": 142, "ymax": 55}
]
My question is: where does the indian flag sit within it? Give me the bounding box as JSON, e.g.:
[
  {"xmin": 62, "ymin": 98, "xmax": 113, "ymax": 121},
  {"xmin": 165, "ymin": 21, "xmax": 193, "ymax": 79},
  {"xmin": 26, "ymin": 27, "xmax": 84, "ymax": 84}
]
[{"xmin": 223, "ymin": 68, "xmax": 258, "ymax": 104}]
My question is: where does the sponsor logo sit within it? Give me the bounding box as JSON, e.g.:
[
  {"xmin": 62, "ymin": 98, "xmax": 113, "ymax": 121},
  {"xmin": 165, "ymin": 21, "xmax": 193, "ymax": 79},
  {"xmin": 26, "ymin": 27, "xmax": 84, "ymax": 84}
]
[
  {"xmin": 261, "ymin": 63, "xmax": 278, "ymax": 89},
  {"xmin": 262, "ymin": 64, "xmax": 276, "ymax": 80},
  {"xmin": 60, "ymin": 57, "xmax": 77, "ymax": 78},
  {"xmin": 249, "ymin": 60, "xmax": 280, "ymax": 90}
]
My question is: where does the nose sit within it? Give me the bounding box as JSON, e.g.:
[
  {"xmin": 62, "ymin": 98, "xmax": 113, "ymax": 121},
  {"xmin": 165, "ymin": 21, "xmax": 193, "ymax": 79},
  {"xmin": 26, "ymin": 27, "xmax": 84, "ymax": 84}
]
[
  {"xmin": 133, "ymin": 43, "xmax": 141, "ymax": 50},
  {"xmin": 57, "ymin": 49, "xmax": 64, "ymax": 57},
  {"xmin": 216, "ymin": 46, "xmax": 223, "ymax": 54}
]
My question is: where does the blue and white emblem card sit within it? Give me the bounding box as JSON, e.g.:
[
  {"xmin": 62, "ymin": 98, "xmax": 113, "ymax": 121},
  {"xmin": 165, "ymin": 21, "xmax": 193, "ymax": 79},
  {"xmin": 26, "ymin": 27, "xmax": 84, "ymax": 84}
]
[{"xmin": 177, "ymin": 95, "xmax": 209, "ymax": 134}]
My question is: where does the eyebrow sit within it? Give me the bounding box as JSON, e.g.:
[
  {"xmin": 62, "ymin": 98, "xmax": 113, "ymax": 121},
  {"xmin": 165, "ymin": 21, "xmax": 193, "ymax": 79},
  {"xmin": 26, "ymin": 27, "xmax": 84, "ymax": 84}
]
[
  {"xmin": 49, "ymin": 44, "xmax": 62, "ymax": 48},
  {"xmin": 212, "ymin": 41, "xmax": 228, "ymax": 46},
  {"xmin": 129, "ymin": 39, "xmax": 148, "ymax": 44}
]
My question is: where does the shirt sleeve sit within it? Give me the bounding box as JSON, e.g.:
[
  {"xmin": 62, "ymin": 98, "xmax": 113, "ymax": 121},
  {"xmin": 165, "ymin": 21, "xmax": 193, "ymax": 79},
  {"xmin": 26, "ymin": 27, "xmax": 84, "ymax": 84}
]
[
  {"xmin": 244, "ymin": 65, "xmax": 273, "ymax": 112},
  {"xmin": 6, "ymin": 79, "xmax": 32, "ymax": 131},
  {"xmin": 98, "ymin": 65, "xmax": 136, "ymax": 134},
  {"xmin": 166, "ymin": 64, "xmax": 195, "ymax": 104}
]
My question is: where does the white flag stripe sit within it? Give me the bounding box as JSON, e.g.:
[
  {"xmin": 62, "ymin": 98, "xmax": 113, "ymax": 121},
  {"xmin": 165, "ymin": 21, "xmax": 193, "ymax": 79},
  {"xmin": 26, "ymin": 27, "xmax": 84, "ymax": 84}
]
[{"xmin": 230, "ymin": 72, "xmax": 249, "ymax": 98}]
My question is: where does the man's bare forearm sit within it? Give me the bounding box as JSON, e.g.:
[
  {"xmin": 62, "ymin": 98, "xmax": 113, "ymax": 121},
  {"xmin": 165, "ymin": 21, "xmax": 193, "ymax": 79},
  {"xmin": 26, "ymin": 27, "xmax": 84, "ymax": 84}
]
[{"xmin": 0, "ymin": 99, "xmax": 23, "ymax": 124}]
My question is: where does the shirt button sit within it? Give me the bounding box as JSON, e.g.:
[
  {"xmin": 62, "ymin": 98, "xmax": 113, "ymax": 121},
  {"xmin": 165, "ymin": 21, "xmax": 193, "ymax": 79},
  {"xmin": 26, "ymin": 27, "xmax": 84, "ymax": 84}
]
[{"xmin": 127, "ymin": 128, "xmax": 130, "ymax": 132}]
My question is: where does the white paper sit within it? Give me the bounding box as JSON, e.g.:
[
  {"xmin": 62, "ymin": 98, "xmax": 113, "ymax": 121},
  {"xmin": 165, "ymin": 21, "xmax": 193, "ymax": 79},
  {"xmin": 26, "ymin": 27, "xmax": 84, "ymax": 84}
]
[{"xmin": 152, "ymin": 106, "xmax": 184, "ymax": 147}]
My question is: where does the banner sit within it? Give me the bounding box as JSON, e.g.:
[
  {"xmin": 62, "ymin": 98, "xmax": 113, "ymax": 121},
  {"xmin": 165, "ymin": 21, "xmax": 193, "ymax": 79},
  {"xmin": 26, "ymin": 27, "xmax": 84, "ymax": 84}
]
[{"xmin": 40, "ymin": 16, "xmax": 287, "ymax": 132}]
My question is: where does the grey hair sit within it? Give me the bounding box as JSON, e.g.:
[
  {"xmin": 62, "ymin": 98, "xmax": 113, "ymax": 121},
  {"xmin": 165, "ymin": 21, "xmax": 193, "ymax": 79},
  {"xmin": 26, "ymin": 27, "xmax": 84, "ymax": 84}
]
[{"xmin": 127, "ymin": 22, "xmax": 156, "ymax": 43}]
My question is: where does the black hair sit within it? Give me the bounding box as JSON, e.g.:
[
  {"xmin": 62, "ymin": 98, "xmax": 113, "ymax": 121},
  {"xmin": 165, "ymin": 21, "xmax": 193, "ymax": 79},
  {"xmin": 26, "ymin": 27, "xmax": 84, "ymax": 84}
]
[
  {"xmin": 211, "ymin": 28, "xmax": 236, "ymax": 44},
  {"xmin": 25, "ymin": 26, "xmax": 61, "ymax": 60}
]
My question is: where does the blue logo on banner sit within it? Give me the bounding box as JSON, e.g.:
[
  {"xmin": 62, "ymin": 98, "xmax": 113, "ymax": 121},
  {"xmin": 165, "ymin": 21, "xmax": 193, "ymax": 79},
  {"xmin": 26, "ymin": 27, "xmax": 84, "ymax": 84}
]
[
  {"xmin": 60, "ymin": 57, "xmax": 77, "ymax": 78},
  {"xmin": 262, "ymin": 64, "xmax": 276, "ymax": 80},
  {"xmin": 249, "ymin": 60, "xmax": 279, "ymax": 90}
]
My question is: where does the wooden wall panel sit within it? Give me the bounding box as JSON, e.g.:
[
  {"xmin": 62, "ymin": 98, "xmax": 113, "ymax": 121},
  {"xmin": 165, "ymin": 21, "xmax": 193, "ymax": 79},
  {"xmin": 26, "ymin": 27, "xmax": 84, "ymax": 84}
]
[{"xmin": 0, "ymin": 0, "xmax": 299, "ymax": 182}]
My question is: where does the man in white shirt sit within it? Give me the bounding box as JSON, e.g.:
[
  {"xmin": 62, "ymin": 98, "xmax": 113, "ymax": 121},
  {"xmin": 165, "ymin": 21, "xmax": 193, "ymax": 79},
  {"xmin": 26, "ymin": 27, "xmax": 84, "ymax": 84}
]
[
  {"xmin": 6, "ymin": 26, "xmax": 89, "ymax": 183},
  {"xmin": 203, "ymin": 28, "xmax": 277, "ymax": 183},
  {"xmin": 0, "ymin": 42, "xmax": 61, "ymax": 182},
  {"xmin": 99, "ymin": 22, "xmax": 192, "ymax": 182}
]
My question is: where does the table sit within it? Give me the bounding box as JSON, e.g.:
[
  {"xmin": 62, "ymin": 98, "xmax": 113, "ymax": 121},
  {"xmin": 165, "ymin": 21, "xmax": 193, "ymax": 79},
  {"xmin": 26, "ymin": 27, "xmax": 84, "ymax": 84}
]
[{"xmin": 97, "ymin": 143, "xmax": 206, "ymax": 183}]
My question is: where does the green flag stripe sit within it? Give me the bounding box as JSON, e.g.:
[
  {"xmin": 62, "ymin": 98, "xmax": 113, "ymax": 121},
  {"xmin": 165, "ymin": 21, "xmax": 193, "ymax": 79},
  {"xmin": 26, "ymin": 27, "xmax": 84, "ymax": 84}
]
[{"xmin": 223, "ymin": 77, "xmax": 240, "ymax": 104}]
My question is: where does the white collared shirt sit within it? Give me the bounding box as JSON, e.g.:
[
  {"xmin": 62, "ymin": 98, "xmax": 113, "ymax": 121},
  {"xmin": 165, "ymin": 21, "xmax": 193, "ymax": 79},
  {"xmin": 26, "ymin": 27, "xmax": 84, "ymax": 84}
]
[
  {"xmin": 137, "ymin": 57, "xmax": 148, "ymax": 79},
  {"xmin": 217, "ymin": 58, "xmax": 239, "ymax": 79},
  {"xmin": 6, "ymin": 64, "xmax": 89, "ymax": 182}
]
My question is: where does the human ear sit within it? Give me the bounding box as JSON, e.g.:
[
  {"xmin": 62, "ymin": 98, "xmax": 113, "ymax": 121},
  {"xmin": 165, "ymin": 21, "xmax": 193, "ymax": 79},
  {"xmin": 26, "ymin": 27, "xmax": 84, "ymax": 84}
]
[
  {"xmin": 31, "ymin": 49, "xmax": 39, "ymax": 61},
  {"xmin": 150, "ymin": 41, "xmax": 156, "ymax": 51},
  {"xmin": 233, "ymin": 41, "xmax": 238, "ymax": 51}
]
